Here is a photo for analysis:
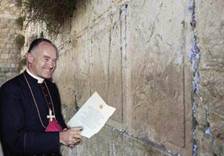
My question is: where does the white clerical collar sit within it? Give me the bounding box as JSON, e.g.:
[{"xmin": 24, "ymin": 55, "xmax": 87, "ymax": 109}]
[{"xmin": 26, "ymin": 68, "xmax": 44, "ymax": 84}]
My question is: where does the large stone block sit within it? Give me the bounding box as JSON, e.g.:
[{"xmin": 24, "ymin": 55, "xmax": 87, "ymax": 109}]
[
  {"xmin": 56, "ymin": 5, "xmax": 124, "ymax": 123},
  {"xmin": 127, "ymin": 0, "xmax": 191, "ymax": 152},
  {"xmin": 54, "ymin": 0, "xmax": 192, "ymax": 155},
  {"xmin": 71, "ymin": 0, "xmax": 113, "ymax": 34},
  {"xmin": 196, "ymin": 0, "xmax": 224, "ymax": 155},
  {"xmin": 62, "ymin": 125, "xmax": 167, "ymax": 156}
]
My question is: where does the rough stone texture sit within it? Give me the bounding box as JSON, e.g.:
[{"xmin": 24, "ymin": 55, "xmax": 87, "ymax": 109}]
[
  {"xmin": 128, "ymin": 0, "xmax": 188, "ymax": 147},
  {"xmin": 0, "ymin": 0, "xmax": 21, "ymax": 86},
  {"xmin": 196, "ymin": 0, "xmax": 224, "ymax": 155},
  {"xmin": 62, "ymin": 125, "xmax": 167, "ymax": 156},
  {"xmin": 1, "ymin": 0, "xmax": 223, "ymax": 156},
  {"xmin": 53, "ymin": 0, "xmax": 192, "ymax": 155},
  {"xmin": 0, "ymin": 17, "xmax": 20, "ymax": 85}
]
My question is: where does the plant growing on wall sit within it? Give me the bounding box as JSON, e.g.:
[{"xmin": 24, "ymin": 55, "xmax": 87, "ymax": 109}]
[
  {"xmin": 23, "ymin": 0, "xmax": 76, "ymax": 33},
  {"xmin": 18, "ymin": 56, "xmax": 26, "ymax": 72},
  {"xmin": 16, "ymin": 16, "xmax": 25, "ymax": 29},
  {"xmin": 15, "ymin": 34, "xmax": 25, "ymax": 49}
]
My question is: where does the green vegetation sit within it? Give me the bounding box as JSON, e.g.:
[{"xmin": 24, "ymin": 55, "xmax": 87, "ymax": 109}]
[{"xmin": 23, "ymin": 0, "xmax": 77, "ymax": 33}]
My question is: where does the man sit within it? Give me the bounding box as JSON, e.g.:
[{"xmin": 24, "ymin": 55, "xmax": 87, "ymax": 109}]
[{"xmin": 0, "ymin": 38, "xmax": 82, "ymax": 156}]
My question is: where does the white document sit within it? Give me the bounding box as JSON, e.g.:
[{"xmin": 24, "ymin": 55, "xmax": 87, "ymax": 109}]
[{"xmin": 67, "ymin": 92, "xmax": 116, "ymax": 138}]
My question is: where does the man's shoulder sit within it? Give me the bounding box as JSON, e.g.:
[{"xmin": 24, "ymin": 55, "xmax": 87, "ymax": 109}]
[{"xmin": 1, "ymin": 73, "xmax": 24, "ymax": 90}]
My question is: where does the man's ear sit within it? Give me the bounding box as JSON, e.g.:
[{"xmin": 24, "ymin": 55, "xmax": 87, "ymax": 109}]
[{"xmin": 27, "ymin": 53, "xmax": 34, "ymax": 64}]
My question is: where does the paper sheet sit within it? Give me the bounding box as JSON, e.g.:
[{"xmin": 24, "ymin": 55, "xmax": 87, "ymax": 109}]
[{"xmin": 67, "ymin": 92, "xmax": 116, "ymax": 138}]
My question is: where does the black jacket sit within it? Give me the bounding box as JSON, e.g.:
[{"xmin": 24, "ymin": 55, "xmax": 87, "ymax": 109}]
[{"xmin": 0, "ymin": 71, "xmax": 67, "ymax": 156}]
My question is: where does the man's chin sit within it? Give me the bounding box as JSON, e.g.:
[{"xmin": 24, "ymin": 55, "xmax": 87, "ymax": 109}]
[{"xmin": 42, "ymin": 74, "xmax": 52, "ymax": 79}]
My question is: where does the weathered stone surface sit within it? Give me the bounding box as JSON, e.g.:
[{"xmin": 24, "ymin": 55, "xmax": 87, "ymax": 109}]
[
  {"xmin": 62, "ymin": 125, "xmax": 167, "ymax": 156},
  {"xmin": 71, "ymin": 0, "xmax": 113, "ymax": 35},
  {"xmin": 0, "ymin": 0, "xmax": 20, "ymax": 17},
  {"xmin": 196, "ymin": 0, "xmax": 224, "ymax": 155},
  {"xmin": 127, "ymin": 0, "xmax": 192, "ymax": 154},
  {"xmin": 51, "ymin": 0, "xmax": 193, "ymax": 155},
  {"xmin": 55, "ymin": 5, "xmax": 124, "ymax": 123},
  {"xmin": 6, "ymin": 0, "xmax": 222, "ymax": 156},
  {"xmin": 50, "ymin": 0, "xmax": 193, "ymax": 155},
  {"xmin": 0, "ymin": 0, "xmax": 21, "ymax": 84}
]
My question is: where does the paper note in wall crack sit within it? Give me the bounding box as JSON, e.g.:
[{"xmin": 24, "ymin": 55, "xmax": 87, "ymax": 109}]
[{"xmin": 67, "ymin": 92, "xmax": 116, "ymax": 138}]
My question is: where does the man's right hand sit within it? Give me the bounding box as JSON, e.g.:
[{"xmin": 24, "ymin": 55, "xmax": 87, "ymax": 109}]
[{"xmin": 59, "ymin": 127, "xmax": 82, "ymax": 146}]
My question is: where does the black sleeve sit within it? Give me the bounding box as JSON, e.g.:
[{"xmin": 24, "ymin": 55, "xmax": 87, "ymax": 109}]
[{"xmin": 0, "ymin": 82, "xmax": 60, "ymax": 155}]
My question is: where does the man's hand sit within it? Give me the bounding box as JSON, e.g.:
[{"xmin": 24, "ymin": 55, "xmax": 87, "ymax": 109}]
[{"xmin": 59, "ymin": 127, "xmax": 82, "ymax": 146}]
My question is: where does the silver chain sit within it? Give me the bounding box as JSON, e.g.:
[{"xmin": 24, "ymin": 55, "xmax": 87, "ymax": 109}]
[{"xmin": 23, "ymin": 73, "xmax": 57, "ymax": 129}]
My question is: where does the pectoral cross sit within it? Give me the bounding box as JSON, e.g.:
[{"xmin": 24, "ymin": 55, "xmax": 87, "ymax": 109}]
[{"xmin": 47, "ymin": 109, "xmax": 55, "ymax": 122}]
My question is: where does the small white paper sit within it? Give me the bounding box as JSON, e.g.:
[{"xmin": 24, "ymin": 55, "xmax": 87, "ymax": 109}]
[{"xmin": 67, "ymin": 92, "xmax": 116, "ymax": 138}]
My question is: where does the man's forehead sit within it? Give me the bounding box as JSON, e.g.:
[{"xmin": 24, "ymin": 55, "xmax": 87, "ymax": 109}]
[
  {"xmin": 36, "ymin": 42, "xmax": 56, "ymax": 53},
  {"xmin": 38, "ymin": 41, "xmax": 55, "ymax": 49},
  {"xmin": 38, "ymin": 41, "xmax": 58, "ymax": 57}
]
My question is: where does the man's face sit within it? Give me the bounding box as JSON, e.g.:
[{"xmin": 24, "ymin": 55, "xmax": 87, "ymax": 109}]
[{"xmin": 27, "ymin": 42, "xmax": 58, "ymax": 79}]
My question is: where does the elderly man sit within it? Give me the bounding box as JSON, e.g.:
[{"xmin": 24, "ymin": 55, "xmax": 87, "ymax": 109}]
[{"xmin": 0, "ymin": 38, "xmax": 82, "ymax": 156}]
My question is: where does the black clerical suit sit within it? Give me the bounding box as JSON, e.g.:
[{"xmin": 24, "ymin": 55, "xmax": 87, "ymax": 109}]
[{"xmin": 0, "ymin": 71, "xmax": 67, "ymax": 156}]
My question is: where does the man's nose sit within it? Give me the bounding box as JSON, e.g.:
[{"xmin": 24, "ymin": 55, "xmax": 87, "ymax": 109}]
[{"xmin": 48, "ymin": 60, "xmax": 56, "ymax": 69}]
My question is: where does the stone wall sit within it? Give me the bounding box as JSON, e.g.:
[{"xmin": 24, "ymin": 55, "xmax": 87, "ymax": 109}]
[
  {"xmin": 193, "ymin": 0, "xmax": 224, "ymax": 155},
  {"xmin": 1, "ymin": 0, "xmax": 223, "ymax": 155},
  {"xmin": 0, "ymin": 0, "xmax": 22, "ymax": 85},
  {"xmin": 52, "ymin": 0, "xmax": 193, "ymax": 155}
]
